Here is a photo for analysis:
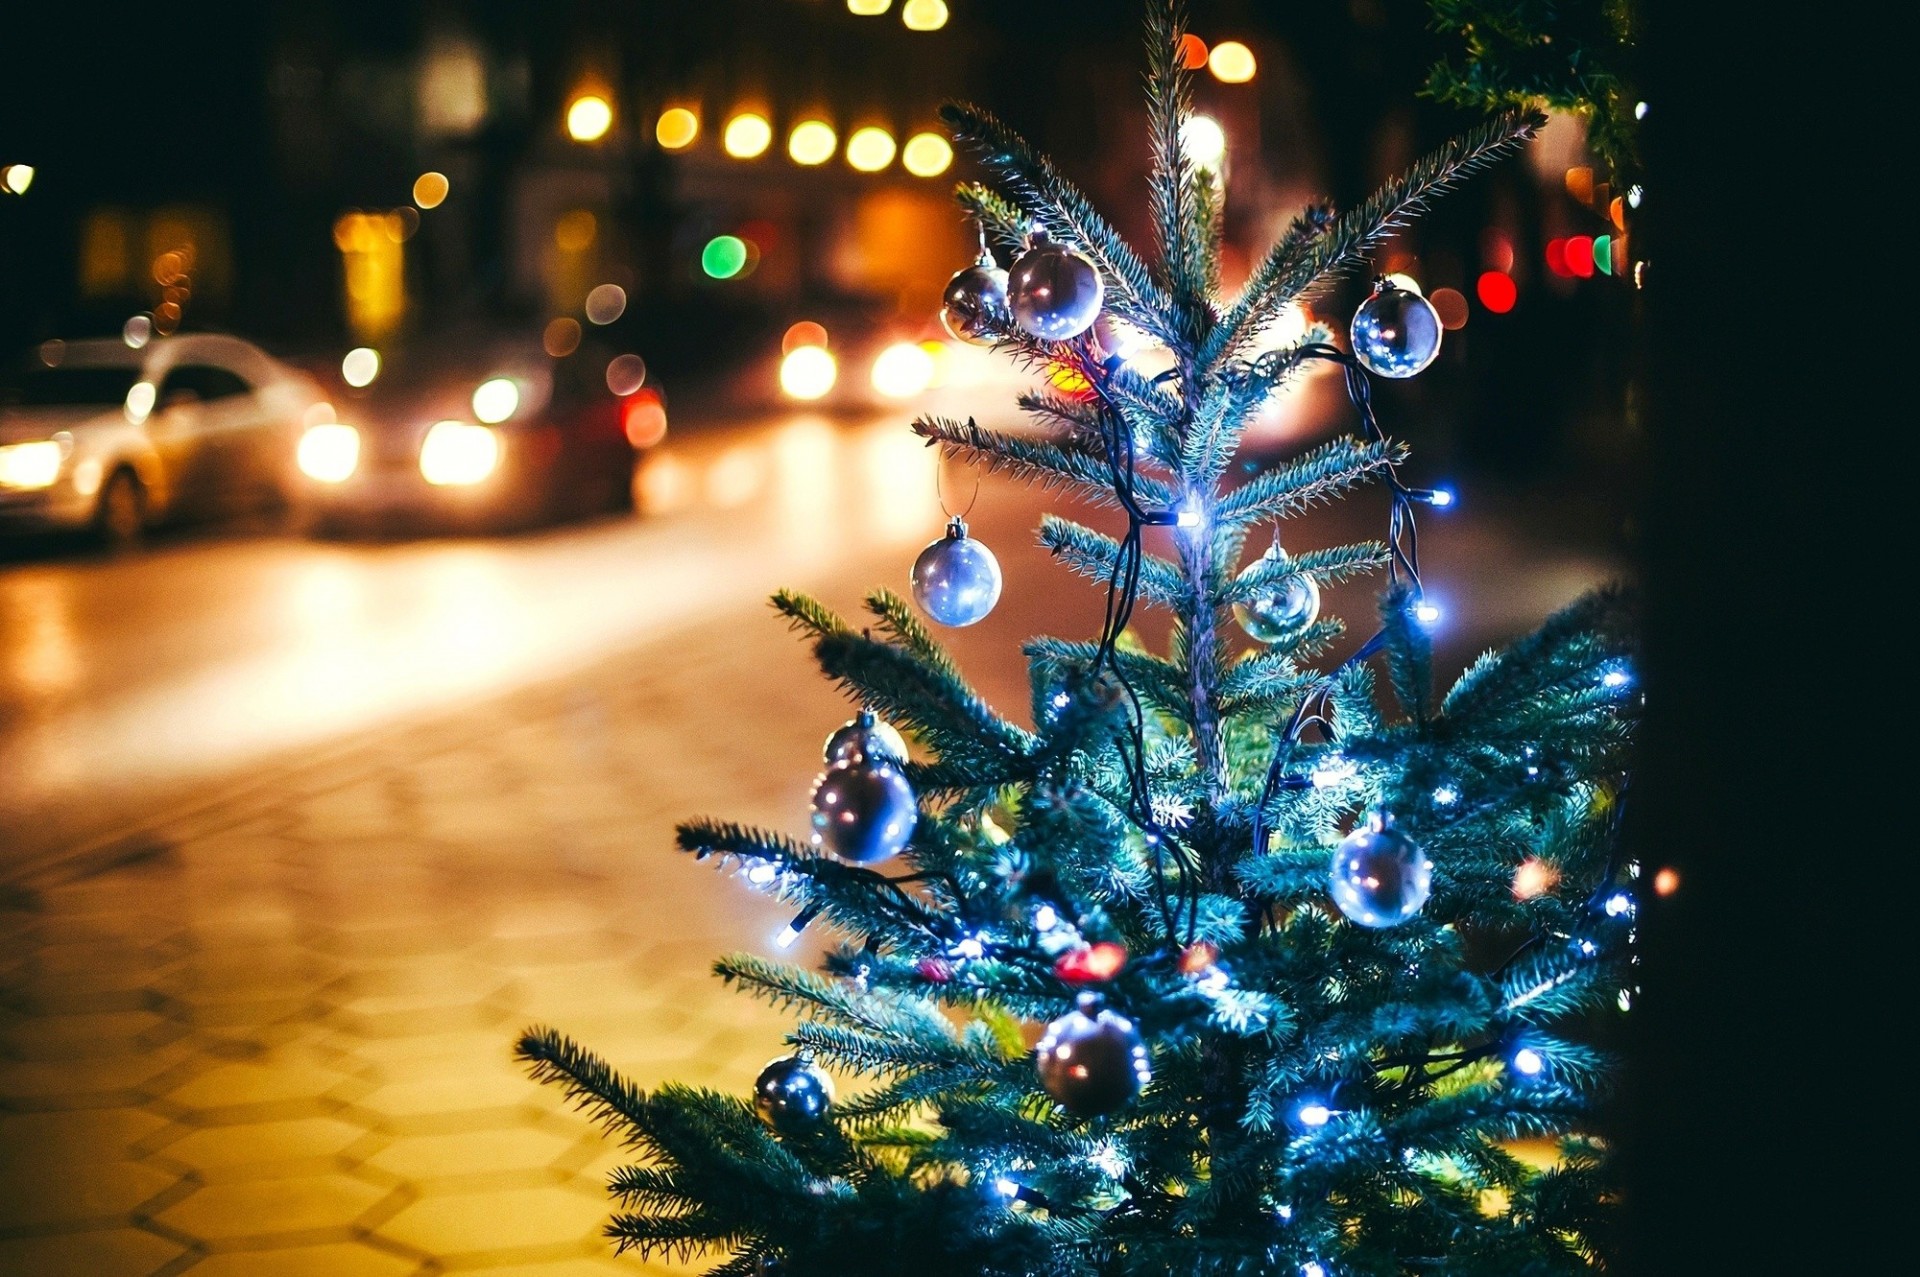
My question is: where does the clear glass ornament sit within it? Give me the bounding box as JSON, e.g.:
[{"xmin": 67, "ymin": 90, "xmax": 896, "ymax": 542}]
[
  {"xmin": 1035, "ymin": 992, "xmax": 1151, "ymax": 1116},
  {"xmin": 1350, "ymin": 279, "xmax": 1443, "ymax": 378},
  {"xmin": 824, "ymin": 710, "xmax": 909, "ymax": 765},
  {"xmin": 1328, "ymin": 819, "xmax": 1433, "ymax": 927},
  {"xmin": 911, "ymin": 517, "xmax": 1002, "ymax": 626},
  {"xmin": 753, "ymin": 1054, "xmax": 834, "ymax": 1133},
  {"xmin": 1007, "ymin": 229, "xmax": 1103, "ymax": 341},
  {"xmin": 940, "ymin": 243, "xmax": 1011, "ymax": 345},
  {"xmin": 809, "ymin": 758, "xmax": 917, "ymax": 864},
  {"xmin": 1231, "ymin": 544, "xmax": 1321, "ymax": 643}
]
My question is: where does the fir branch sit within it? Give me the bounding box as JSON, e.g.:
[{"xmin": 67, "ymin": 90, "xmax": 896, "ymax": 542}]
[
  {"xmin": 912, "ymin": 415, "xmax": 1172, "ymax": 511},
  {"xmin": 1039, "ymin": 515, "xmax": 1189, "ymax": 610},
  {"xmin": 1024, "ymin": 635, "xmax": 1193, "ymax": 728},
  {"xmin": 941, "ymin": 101, "xmax": 1178, "ymax": 347},
  {"xmin": 1217, "ymin": 542, "xmax": 1392, "ymax": 607},
  {"xmin": 1015, "ymin": 389, "xmax": 1105, "ymax": 441},
  {"xmin": 1143, "ymin": 0, "xmax": 1209, "ymax": 345},
  {"xmin": 772, "ymin": 589, "xmax": 851, "ymax": 641},
  {"xmin": 813, "ymin": 631, "xmax": 1035, "ymax": 766},
  {"xmin": 865, "ymin": 588, "xmax": 959, "ymax": 681},
  {"xmin": 1203, "ymin": 111, "xmax": 1543, "ymax": 368},
  {"xmin": 954, "ymin": 181, "xmax": 1030, "ymax": 256},
  {"xmin": 1215, "ymin": 435, "xmax": 1399, "ymax": 528}
]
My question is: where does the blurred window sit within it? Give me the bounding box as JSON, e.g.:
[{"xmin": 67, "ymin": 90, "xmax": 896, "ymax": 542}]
[
  {"xmin": 162, "ymin": 365, "xmax": 252, "ymax": 401},
  {"xmin": 0, "ymin": 365, "xmax": 141, "ymax": 407}
]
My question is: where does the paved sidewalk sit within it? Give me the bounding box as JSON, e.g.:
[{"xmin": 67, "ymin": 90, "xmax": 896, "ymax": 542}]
[{"xmin": 0, "ymin": 599, "xmax": 864, "ymax": 1276}]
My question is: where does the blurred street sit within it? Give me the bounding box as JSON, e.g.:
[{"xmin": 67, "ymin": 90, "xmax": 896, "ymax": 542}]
[{"xmin": 0, "ymin": 398, "xmax": 1624, "ymax": 1275}]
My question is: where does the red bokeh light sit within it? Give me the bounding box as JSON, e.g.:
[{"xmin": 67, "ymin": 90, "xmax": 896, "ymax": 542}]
[
  {"xmin": 623, "ymin": 388, "xmax": 668, "ymax": 449},
  {"xmin": 1544, "ymin": 238, "xmax": 1570, "ymax": 278},
  {"xmin": 1565, "ymin": 235, "xmax": 1596, "ymax": 279},
  {"xmin": 781, "ymin": 321, "xmax": 828, "ymax": 353},
  {"xmin": 1177, "ymin": 33, "xmax": 1209, "ymax": 69},
  {"xmin": 1476, "ymin": 271, "xmax": 1517, "ymax": 314},
  {"xmin": 1428, "ymin": 287, "xmax": 1470, "ymax": 330}
]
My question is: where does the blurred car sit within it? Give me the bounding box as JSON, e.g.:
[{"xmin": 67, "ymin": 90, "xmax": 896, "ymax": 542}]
[
  {"xmin": 295, "ymin": 333, "xmax": 648, "ymax": 533},
  {"xmin": 0, "ymin": 334, "xmax": 322, "ymax": 546}
]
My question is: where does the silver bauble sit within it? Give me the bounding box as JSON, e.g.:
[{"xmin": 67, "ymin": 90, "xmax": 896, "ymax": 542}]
[
  {"xmin": 809, "ymin": 757, "xmax": 917, "ymax": 864},
  {"xmin": 940, "ymin": 253, "xmax": 1011, "ymax": 346},
  {"xmin": 1350, "ymin": 280, "xmax": 1443, "ymax": 379},
  {"xmin": 753, "ymin": 1054, "xmax": 834, "ymax": 1134},
  {"xmin": 824, "ymin": 710, "xmax": 909, "ymax": 766},
  {"xmin": 1328, "ymin": 821, "xmax": 1433, "ymax": 928},
  {"xmin": 1035, "ymin": 992, "xmax": 1151, "ymax": 1117},
  {"xmin": 911, "ymin": 517, "xmax": 1002, "ymax": 627},
  {"xmin": 1007, "ymin": 231, "xmax": 1104, "ymax": 341},
  {"xmin": 1231, "ymin": 545, "xmax": 1321, "ymax": 643}
]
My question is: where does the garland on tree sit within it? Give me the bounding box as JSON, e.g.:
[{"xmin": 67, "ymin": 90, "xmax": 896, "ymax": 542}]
[{"xmin": 520, "ymin": 3, "xmax": 1635, "ymax": 1272}]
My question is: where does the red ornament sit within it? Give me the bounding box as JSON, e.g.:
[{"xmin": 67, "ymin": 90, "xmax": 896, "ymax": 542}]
[
  {"xmin": 1178, "ymin": 941, "xmax": 1219, "ymax": 976},
  {"xmin": 916, "ymin": 957, "xmax": 954, "ymax": 983},
  {"xmin": 1053, "ymin": 941, "xmax": 1128, "ymax": 984}
]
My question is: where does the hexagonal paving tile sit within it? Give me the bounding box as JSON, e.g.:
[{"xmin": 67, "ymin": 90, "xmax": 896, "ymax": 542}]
[
  {"xmin": 0, "ymin": 1008, "xmax": 183, "ymax": 1059},
  {"xmin": 375, "ymin": 1183, "xmax": 610, "ymax": 1258},
  {"xmin": 150, "ymin": 1172, "xmax": 396, "ymax": 1242},
  {"xmin": 365, "ymin": 1125, "xmax": 578, "ymax": 1182},
  {"xmin": 0, "ymin": 1105, "xmax": 171, "ymax": 1165},
  {"xmin": 178, "ymin": 1240, "xmax": 420, "ymax": 1277},
  {"xmin": 154, "ymin": 1116, "xmax": 375, "ymax": 1178},
  {"xmin": 354, "ymin": 1068, "xmax": 537, "ymax": 1122},
  {"xmin": 0, "ymin": 1226, "xmax": 186, "ymax": 1276},
  {"xmin": 163, "ymin": 1057, "xmax": 358, "ymax": 1112}
]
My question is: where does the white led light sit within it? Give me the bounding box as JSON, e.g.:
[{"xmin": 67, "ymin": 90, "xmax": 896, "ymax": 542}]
[
  {"xmin": 1617, "ymin": 988, "xmax": 1633, "ymax": 1012},
  {"xmin": 1634, "ymin": 100, "xmax": 1649, "ymax": 119},
  {"xmin": 471, "ymin": 377, "xmax": 520, "ymax": 423},
  {"xmin": 1297, "ymin": 1103, "xmax": 1332, "ymax": 1127},
  {"xmin": 1602, "ymin": 668, "xmax": 1631, "ymax": 688},
  {"xmin": 1032, "ymin": 905, "xmax": 1059, "ymax": 932},
  {"xmin": 776, "ymin": 925, "xmax": 803, "ymax": 948},
  {"xmin": 1051, "ymin": 690, "xmax": 1072, "ymax": 709},
  {"xmin": 746, "ymin": 861, "xmax": 778, "ymax": 886},
  {"xmin": 1413, "ymin": 602, "xmax": 1442, "ymax": 626},
  {"xmin": 1604, "ymin": 893, "xmax": 1633, "ymax": 917},
  {"xmin": 993, "ymin": 1176, "xmax": 1020, "ymax": 1198},
  {"xmin": 1513, "ymin": 1048, "xmax": 1545, "ymax": 1076},
  {"xmin": 1430, "ymin": 487, "xmax": 1455, "ymax": 507},
  {"xmin": 1089, "ymin": 1141, "xmax": 1126, "ymax": 1177},
  {"xmin": 1274, "ymin": 1204, "xmax": 1293, "ymax": 1222},
  {"xmin": 1175, "ymin": 508, "xmax": 1201, "ymax": 528},
  {"xmin": 1432, "ymin": 786, "xmax": 1458, "ymax": 806},
  {"xmin": 951, "ymin": 936, "xmax": 986, "ymax": 960},
  {"xmin": 1302, "ymin": 1263, "xmax": 1326, "ymax": 1277},
  {"xmin": 1627, "ymin": 184, "xmax": 1644, "ymax": 209},
  {"xmin": 1577, "ymin": 939, "xmax": 1599, "ymax": 957}
]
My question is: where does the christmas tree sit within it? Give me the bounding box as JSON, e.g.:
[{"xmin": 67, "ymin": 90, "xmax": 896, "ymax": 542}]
[{"xmin": 519, "ymin": 4, "xmax": 1636, "ymax": 1272}]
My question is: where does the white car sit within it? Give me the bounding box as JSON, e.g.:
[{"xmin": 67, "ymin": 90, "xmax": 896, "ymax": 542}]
[{"xmin": 0, "ymin": 334, "xmax": 323, "ymax": 546}]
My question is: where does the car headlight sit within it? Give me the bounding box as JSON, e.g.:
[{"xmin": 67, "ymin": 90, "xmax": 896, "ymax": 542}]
[
  {"xmin": 419, "ymin": 420, "xmax": 501, "ymax": 486},
  {"xmin": 0, "ymin": 440, "xmax": 65, "ymax": 490},
  {"xmin": 297, "ymin": 422, "xmax": 361, "ymax": 483}
]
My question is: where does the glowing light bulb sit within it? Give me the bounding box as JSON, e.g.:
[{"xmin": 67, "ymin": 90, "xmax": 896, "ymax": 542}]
[
  {"xmin": 1180, "ymin": 114, "xmax": 1226, "ymax": 170},
  {"xmin": 656, "ymin": 108, "xmax": 699, "ymax": 149},
  {"xmin": 1275, "ymin": 1204, "xmax": 1294, "ymax": 1222},
  {"xmin": 1604, "ymin": 893, "xmax": 1634, "ymax": 917},
  {"xmin": 1302, "ymin": 1262, "xmax": 1326, "ymax": 1277},
  {"xmin": 1432, "ymin": 786, "xmax": 1458, "ymax": 806},
  {"xmin": 1601, "ymin": 667, "xmax": 1631, "ymax": 689},
  {"xmin": 871, "ymin": 341, "xmax": 936, "ymax": 397},
  {"xmin": 724, "ymin": 113, "xmax": 773, "ymax": 159},
  {"xmin": 746, "ymin": 861, "xmax": 778, "ymax": 886},
  {"xmin": 1512, "ymin": 1048, "xmax": 1545, "ymax": 1076},
  {"xmin": 993, "ymin": 1176, "xmax": 1020, "ymax": 1198},
  {"xmin": 342, "ymin": 347, "xmax": 380, "ymax": 387},
  {"xmin": 788, "ymin": 120, "xmax": 838, "ymax": 166},
  {"xmin": 902, "ymin": 132, "xmax": 953, "ymax": 177},
  {"xmin": 1297, "ymin": 1103, "xmax": 1332, "ymax": 1127},
  {"xmin": 780, "ymin": 345, "xmax": 837, "ymax": 400},
  {"xmin": 471, "ymin": 377, "xmax": 519, "ymax": 424},
  {"xmin": 776, "ymin": 924, "xmax": 803, "ymax": 948},
  {"xmin": 901, "ymin": 0, "xmax": 948, "ymax": 30},
  {"xmin": 1032, "ymin": 905, "xmax": 1059, "ymax": 932},
  {"xmin": 1, "ymin": 164, "xmax": 34, "ymax": 195},
  {"xmin": 846, "ymin": 126, "xmax": 896, "ymax": 172},
  {"xmin": 566, "ymin": 95, "xmax": 614, "ymax": 142},
  {"xmin": 412, "ymin": 171, "xmax": 450, "ymax": 209},
  {"xmin": 1430, "ymin": 487, "xmax": 1455, "ymax": 507},
  {"xmin": 1208, "ymin": 40, "xmax": 1257, "ymax": 83},
  {"xmin": 1413, "ymin": 601, "xmax": 1442, "ymax": 626},
  {"xmin": 951, "ymin": 935, "xmax": 985, "ymax": 960}
]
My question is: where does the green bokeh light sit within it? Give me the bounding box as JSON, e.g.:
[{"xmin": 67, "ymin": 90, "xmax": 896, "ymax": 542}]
[
  {"xmin": 702, "ymin": 235, "xmax": 749, "ymax": 279},
  {"xmin": 1593, "ymin": 234, "xmax": 1613, "ymax": 276}
]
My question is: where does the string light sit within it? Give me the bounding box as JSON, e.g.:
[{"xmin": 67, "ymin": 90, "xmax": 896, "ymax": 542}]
[
  {"xmin": 1432, "ymin": 786, "xmax": 1458, "ymax": 806},
  {"xmin": 1296, "ymin": 1103, "xmax": 1332, "ymax": 1127},
  {"xmin": 1604, "ymin": 892, "xmax": 1634, "ymax": 917},
  {"xmin": 1412, "ymin": 600, "xmax": 1442, "ymax": 627},
  {"xmin": 776, "ymin": 906, "xmax": 821, "ymax": 948},
  {"xmin": 1512, "ymin": 1047, "xmax": 1545, "ymax": 1076}
]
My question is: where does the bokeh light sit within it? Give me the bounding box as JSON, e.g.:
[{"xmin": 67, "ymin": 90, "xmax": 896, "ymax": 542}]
[
  {"xmin": 1564, "ymin": 166, "xmax": 1594, "ymax": 204},
  {"xmin": 543, "ymin": 317, "xmax": 583, "ymax": 357},
  {"xmin": 1511, "ymin": 857, "xmax": 1559, "ymax": 899},
  {"xmin": 471, "ymin": 377, "xmax": 520, "ymax": 424},
  {"xmin": 1544, "ymin": 238, "xmax": 1569, "ymax": 278},
  {"xmin": 1, "ymin": 164, "xmax": 33, "ymax": 195},
  {"xmin": 782, "ymin": 321, "xmax": 829, "ymax": 353},
  {"xmin": 296, "ymin": 423, "xmax": 360, "ymax": 484},
  {"xmin": 847, "ymin": 0, "xmax": 891, "ymax": 12},
  {"xmin": 702, "ymin": 235, "xmax": 750, "ymax": 279},
  {"xmin": 124, "ymin": 382, "xmax": 156, "ymax": 423},
  {"xmin": 871, "ymin": 342, "xmax": 936, "ymax": 397},
  {"xmin": 1180, "ymin": 115, "xmax": 1226, "ymax": 169},
  {"xmin": 788, "ymin": 120, "xmax": 838, "ymax": 166},
  {"xmin": 1652, "ymin": 866, "xmax": 1680, "ymax": 896},
  {"xmin": 1208, "ymin": 41, "xmax": 1257, "ymax": 82},
  {"xmin": 1385, "ymin": 272, "xmax": 1424, "ymax": 296},
  {"xmin": 585, "ymin": 283, "xmax": 628, "ymax": 325},
  {"xmin": 1176, "ymin": 33, "xmax": 1209, "ymax": 70},
  {"xmin": 902, "ymin": 132, "xmax": 953, "ymax": 177},
  {"xmin": 1476, "ymin": 271, "xmax": 1517, "ymax": 313},
  {"xmin": 1428, "ymin": 287, "xmax": 1469, "ymax": 330},
  {"xmin": 554, "ymin": 209, "xmax": 597, "ymax": 253},
  {"xmin": 1480, "ymin": 228, "xmax": 1515, "ymax": 274},
  {"xmin": 1564, "ymin": 235, "xmax": 1596, "ymax": 279},
  {"xmin": 1592, "ymin": 234, "xmax": 1613, "ymax": 276},
  {"xmin": 622, "ymin": 388, "xmax": 669, "ymax": 448},
  {"xmin": 780, "ymin": 346, "xmax": 837, "ymax": 400},
  {"xmin": 723, "ymin": 113, "xmax": 773, "ymax": 159},
  {"xmin": 901, "ymin": 0, "xmax": 948, "ymax": 30},
  {"xmin": 605, "ymin": 354, "xmax": 648, "ymax": 396},
  {"xmin": 122, "ymin": 315, "xmax": 152, "ymax": 349},
  {"xmin": 656, "ymin": 108, "xmax": 700, "ymax": 149},
  {"xmin": 846, "ymin": 127, "xmax": 896, "ymax": 172},
  {"xmin": 412, "ymin": 172, "xmax": 449, "ymax": 209},
  {"xmin": 566, "ymin": 95, "xmax": 614, "ymax": 142},
  {"xmin": 341, "ymin": 346, "xmax": 381, "ymax": 387},
  {"xmin": 419, "ymin": 420, "xmax": 501, "ymax": 486}
]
